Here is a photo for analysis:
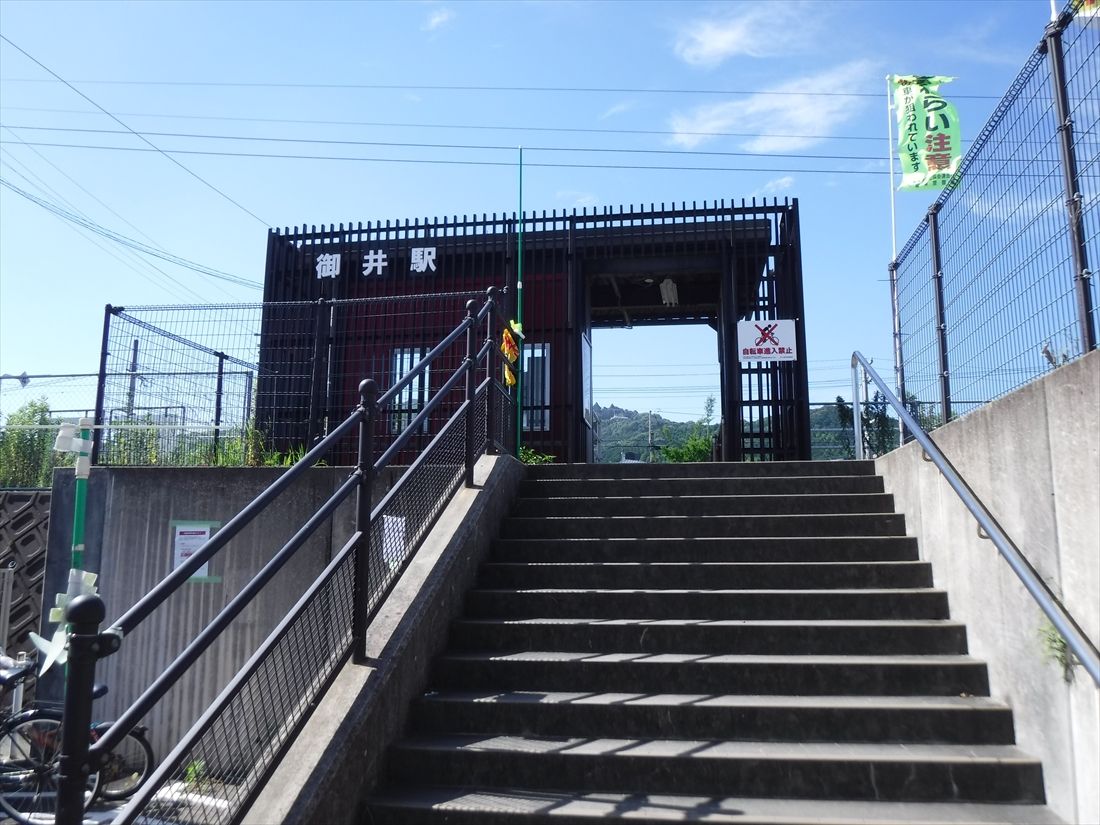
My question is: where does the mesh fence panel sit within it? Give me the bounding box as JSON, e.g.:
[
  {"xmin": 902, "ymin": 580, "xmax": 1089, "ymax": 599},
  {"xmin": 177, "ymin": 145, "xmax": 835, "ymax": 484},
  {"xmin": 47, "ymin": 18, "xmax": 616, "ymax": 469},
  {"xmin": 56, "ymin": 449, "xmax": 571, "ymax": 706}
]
[
  {"xmin": 366, "ymin": 406, "xmax": 467, "ymax": 614},
  {"xmin": 935, "ymin": 49, "xmax": 1074, "ymax": 417},
  {"xmin": 894, "ymin": 223, "xmax": 938, "ymax": 408},
  {"xmin": 1065, "ymin": 8, "xmax": 1100, "ymax": 349},
  {"xmin": 893, "ymin": 6, "xmax": 1100, "ymax": 421},
  {"xmin": 125, "ymin": 531, "xmax": 356, "ymax": 825}
]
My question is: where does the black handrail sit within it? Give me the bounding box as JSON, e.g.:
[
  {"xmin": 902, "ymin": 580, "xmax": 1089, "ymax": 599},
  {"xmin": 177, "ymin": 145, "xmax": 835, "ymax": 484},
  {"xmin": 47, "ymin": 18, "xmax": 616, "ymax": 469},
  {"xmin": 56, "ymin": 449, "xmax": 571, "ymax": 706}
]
[
  {"xmin": 56, "ymin": 286, "xmax": 512, "ymax": 825},
  {"xmin": 851, "ymin": 351, "xmax": 1100, "ymax": 686}
]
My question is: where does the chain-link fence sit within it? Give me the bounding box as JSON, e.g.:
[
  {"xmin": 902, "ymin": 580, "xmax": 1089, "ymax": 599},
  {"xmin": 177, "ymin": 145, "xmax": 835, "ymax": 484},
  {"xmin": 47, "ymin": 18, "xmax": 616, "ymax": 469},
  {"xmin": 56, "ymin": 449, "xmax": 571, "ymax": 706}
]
[{"xmin": 893, "ymin": 5, "xmax": 1099, "ymax": 423}]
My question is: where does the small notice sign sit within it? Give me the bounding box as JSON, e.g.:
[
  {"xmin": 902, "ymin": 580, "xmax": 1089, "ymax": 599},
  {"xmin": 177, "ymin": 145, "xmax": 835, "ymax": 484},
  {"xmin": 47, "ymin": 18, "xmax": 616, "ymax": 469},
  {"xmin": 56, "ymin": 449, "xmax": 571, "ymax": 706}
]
[
  {"xmin": 171, "ymin": 521, "xmax": 219, "ymax": 579},
  {"xmin": 737, "ymin": 320, "xmax": 798, "ymax": 362}
]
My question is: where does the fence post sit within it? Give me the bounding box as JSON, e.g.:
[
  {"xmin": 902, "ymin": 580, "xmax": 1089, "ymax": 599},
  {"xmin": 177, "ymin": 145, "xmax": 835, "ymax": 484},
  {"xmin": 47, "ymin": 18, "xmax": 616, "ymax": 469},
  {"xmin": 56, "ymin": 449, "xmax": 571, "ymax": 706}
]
[
  {"xmin": 888, "ymin": 261, "xmax": 910, "ymax": 443},
  {"xmin": 464, "ymin": 300, "xmax": 478, "ymax": 488},
  {"xmin": 91, "ymin": 305, "xmax": 113, "ymax": 465},
  {"xmin": 485, "ymin": 287, "xmax": 498, "ymax": 455},
  {"xmin": 352, "ymin": 379, "xmax": 377, "ymax": 663},
  {"xmin": 1046, "ymin": 13, "xmax": 1098, "ymax": 353},
  {"xmin": 926, "ymin": 205, "xmax": 952, "ymax": 423},
  {"xmin": 56, "ymin": 594, "xmax": 108, "ymax": 825},
  {"xmin": 213, "ymin": 352, "xmax": 226, "ymax": 459}
]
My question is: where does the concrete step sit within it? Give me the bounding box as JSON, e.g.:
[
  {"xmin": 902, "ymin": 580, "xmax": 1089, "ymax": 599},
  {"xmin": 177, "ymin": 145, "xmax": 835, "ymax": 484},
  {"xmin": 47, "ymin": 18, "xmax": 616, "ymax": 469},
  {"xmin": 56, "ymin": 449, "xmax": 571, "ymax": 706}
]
[
  {"xmin": 410, "ymin": 691, "xmax": 1015, "ymax": 744},
  {"xmin": 430, "ymin": 652, "xmax": 991, "ymax": 697},
  {"xmin": 526, "ymin": 460, "xmax": 877, "ymax": 480},
  {"xmin": 448, "ymin": 618, "xmax": 968, "ymax": 656},
  {"xmin": 519, "ymin": 474, "xmax": 886, "ymax": 498},
  {"xmin": 366, "ymin": 787, "xmax": 1065, "ymax": 823},
  {"xmin": 465, "ymin": 588, "xmax": 950, "ymax": 621},
  {"xmin": 476, "ymin": 561, "xmax": 934, "ymax": 591},
  {"xmin": 510, "ymin": 493, "xmax": 896, "ymax": 518},
  {"xmin": 499, "ymin": 513, "xmax": 907, "ymax": 540},
  {"xmin": 383, "ymin": 736, "xmax": 1044, "ymax": 803},
  {"xmin": 492, "ymin": 536, "xmax": 921, "ymax": 564}
]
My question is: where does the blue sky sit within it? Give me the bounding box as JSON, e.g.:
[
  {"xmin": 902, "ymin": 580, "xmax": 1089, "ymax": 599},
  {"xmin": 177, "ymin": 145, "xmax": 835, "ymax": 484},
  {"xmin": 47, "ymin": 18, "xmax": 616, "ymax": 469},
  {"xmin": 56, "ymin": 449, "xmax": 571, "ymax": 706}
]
[{"xmin": 0, "ymin": 0, "xmax": 1055, "ymax": 421}]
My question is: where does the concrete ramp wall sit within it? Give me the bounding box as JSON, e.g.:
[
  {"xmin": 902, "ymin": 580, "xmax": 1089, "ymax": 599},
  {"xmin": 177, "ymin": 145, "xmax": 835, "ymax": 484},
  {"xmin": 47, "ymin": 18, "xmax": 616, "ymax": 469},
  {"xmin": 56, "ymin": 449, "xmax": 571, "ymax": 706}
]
[
  {"xmin": 242, "ymin": 454, "xmax": 524, "ymax": 825},
  {"xmin": 877, "ymin": 350, "xmax": 1099, "ymax": 825}
]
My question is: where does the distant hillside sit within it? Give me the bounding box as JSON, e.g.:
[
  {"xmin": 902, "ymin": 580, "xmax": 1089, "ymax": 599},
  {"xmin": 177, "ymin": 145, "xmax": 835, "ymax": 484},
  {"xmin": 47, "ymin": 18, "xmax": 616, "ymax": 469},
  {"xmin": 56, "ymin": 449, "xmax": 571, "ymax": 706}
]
[
  {"xmin": 592, "ymin": 403, "xmax": 716, "ymax": 463},
  {"xmin": 592, "ymin": 399, "xmax": 862, "ymax": 463}
]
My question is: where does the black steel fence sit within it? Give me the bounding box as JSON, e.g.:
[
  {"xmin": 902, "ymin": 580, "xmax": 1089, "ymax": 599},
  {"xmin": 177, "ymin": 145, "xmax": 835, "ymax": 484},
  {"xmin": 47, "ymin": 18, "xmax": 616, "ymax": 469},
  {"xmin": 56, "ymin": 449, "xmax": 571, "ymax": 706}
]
[{"xmin": 893, "ymin": 5, "xmax": 1099, "ymax": 423}]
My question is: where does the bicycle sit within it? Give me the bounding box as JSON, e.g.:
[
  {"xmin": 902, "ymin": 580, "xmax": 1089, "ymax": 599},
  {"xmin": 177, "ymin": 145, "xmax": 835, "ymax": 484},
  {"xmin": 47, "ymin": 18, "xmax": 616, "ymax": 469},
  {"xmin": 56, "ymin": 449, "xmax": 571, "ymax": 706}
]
[{"xmin": 0, "ymin": 655, "xmax": 155, "ymax": 824}]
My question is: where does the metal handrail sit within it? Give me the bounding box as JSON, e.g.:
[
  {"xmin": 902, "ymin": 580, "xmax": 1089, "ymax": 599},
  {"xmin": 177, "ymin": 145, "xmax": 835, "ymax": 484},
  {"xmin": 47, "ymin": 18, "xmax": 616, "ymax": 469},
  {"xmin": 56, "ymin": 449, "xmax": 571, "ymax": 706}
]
[
  {"xmin": 851, "ymin": 351, "xmax": 1100, "ymax": 686},
  {"xmin": 55, "ymin": 286, "xmax": 512, "ymax": 823}
]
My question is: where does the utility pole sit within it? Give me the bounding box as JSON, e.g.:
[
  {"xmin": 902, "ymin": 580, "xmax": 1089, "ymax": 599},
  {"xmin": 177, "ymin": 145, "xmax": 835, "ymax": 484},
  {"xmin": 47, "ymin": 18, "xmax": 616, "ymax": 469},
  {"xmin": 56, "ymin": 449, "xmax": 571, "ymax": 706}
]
[{"xmin": 647, "ymin": 411, "xmax": 653, "ymax": 463}]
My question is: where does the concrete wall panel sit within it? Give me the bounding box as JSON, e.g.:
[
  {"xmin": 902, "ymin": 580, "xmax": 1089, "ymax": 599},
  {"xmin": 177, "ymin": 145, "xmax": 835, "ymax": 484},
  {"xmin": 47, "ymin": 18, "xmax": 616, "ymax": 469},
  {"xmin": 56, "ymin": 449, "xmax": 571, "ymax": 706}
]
[{"xmin": 877, "ymin": 350, "xmax": 1100, "ymax": 824}]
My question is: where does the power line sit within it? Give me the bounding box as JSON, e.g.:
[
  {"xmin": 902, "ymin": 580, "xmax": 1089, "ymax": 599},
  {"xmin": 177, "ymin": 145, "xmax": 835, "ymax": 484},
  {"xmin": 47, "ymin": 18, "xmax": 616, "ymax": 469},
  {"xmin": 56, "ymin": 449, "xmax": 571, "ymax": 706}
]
[
  {"xmin": 0, "ymin": 152, "xmax": 206, "ymax": 303},
  {"xmin": 0, "ymin": 35, "xmax": 269, "ymax": 226},
  {"xmin": 0, "ymin": 177, "xmax": 262, "ymax": 290},
  {"xmin": 0, "ymin": 124, "xmax": 887, "ymax": 162},
  {"xmin": 0, "ymin": 140, "xmax": 891, "ymax": 176},
  {"xmin": 0, "ymin": 76, "xmax": 1001, "ymax": 99},
  {"xmin": 0, "ymin": 126, "xmax": 238, "ymax": 301},
  {"xmin": 0, "ymin": 105, "xmax": 895, "ymax": 143}
]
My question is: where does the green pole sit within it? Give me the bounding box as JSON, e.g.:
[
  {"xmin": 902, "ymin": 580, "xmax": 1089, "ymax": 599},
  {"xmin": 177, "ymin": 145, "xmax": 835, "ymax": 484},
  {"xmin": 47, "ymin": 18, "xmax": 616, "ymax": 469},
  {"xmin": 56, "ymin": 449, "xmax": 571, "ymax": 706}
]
[
  {"xmin": 515, "ymin": 146, "xmax": 524, "ymax": 458},
  {"xmin": 67, "ymin": 418, "xmax": 92, "ymax": 600}
]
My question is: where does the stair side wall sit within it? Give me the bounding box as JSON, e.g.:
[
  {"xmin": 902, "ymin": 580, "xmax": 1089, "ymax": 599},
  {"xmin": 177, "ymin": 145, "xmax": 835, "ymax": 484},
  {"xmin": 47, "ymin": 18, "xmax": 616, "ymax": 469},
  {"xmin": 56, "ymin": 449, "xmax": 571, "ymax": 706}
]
[
  {"xmin": 242, "ymin": 454, "xmax": 525, "ymax": 825},
  {"xmin": 877, "ymin": 349, "xmax": 1099, "ymax": 825}
]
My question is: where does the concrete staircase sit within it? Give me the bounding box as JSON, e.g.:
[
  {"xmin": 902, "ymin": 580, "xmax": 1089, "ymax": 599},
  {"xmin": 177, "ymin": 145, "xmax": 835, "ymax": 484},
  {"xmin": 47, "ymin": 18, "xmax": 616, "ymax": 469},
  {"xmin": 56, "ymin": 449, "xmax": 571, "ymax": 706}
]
[{"xmin": 365, "ymin": 461, "xmax": 1063, "ymax": 824}]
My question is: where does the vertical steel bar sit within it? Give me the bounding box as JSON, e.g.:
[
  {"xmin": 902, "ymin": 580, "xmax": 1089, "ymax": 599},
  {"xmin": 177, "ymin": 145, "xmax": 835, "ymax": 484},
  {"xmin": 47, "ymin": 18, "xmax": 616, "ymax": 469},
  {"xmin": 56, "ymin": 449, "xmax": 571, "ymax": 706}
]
[
  {"xmin": 1046, "ymin": 14, "xmax": 1098, "ymax": 353},
  {"xmin": 91, "ymin": 304, "xmax": 113, "ymax": 464},
  {"xmin": 307, "ymin": 297, "xmax": 328, "ymax": 446},
  {"xmin": 56, "ymin": 595, "xmax": 107, "ymax": 825},
  {"xmin": 464, "ymin": 300, "xmax": 477, "ymax": 487},
  {"xmin": 352, "ymin": 379, "xmax": 376, "ymax": 663},
  {"xmin": 927, "ymin": 205, "xmax": 952, "ymax": 423},
  {"xmin": 213, "ymin": 352, "xmax": 225, "ymax": 459},
  {"xmin": 485, "ymin": 287, "xmax": 498, "ymax": 454}
]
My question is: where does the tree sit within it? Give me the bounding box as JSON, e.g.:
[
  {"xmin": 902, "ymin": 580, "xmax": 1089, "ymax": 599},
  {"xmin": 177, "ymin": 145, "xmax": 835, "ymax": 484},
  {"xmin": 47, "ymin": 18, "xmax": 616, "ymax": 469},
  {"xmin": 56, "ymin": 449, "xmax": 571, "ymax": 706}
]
[
  {"xmin": 0, "ymin": 398, "xmax": 70, "ymax": 488},
  {"xmin": 661, "ymin": 395, "xmax": 718, "ymax": 463},
  {"xmin": 835, "ymin": 392, "xmax": 899, "ymax": 459}
]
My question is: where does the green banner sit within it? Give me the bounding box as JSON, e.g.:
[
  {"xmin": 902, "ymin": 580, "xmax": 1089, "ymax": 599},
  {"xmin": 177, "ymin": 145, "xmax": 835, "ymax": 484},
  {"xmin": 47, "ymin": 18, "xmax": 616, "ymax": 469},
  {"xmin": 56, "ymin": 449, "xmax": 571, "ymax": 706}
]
[{"xmin": 891, "ymin": 75, "xmax": 961, "ymax": 191}]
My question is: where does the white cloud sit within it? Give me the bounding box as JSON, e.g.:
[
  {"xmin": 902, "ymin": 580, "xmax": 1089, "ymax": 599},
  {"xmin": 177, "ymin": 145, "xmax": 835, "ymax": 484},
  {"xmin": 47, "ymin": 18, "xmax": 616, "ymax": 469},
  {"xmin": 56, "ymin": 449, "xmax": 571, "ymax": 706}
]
[
  {"xmin": 600, "ymin": 101, "xmax": 635, "ymax": 120},
  {"xmin": 673, "ymin": 4, "xmax": 818, "ymax": 68},
  {"xmin": 556, "ymin": 190, "xmax": 599, "ymax": 207},
  {"xmin": 752, "ymin": 176, "xmax": 795, "ymax": 198},
  {"xmin": 422, "ymin": 7, "xmax": 455, "ymax": 31},
  {"xmin": 668, "ymin": 59, "xmax": 878, "ymax": 153}
]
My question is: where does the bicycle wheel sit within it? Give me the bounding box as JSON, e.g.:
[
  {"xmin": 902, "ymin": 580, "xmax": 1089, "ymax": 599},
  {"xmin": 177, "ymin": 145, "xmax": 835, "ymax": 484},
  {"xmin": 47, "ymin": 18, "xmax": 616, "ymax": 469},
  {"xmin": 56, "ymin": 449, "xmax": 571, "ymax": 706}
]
[
  {"xmin": 0, "ymin": 713, "xmax": 98, "ymax": 824},
  {"xmin": 92, "ymin": 724, "xmax": 154, "ymax": 801}
]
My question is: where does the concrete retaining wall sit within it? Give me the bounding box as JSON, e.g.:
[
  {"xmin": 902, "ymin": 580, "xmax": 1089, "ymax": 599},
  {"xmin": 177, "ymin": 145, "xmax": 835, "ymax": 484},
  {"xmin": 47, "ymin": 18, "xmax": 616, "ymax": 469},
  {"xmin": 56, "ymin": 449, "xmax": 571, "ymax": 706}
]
[
  {"xmin": 876, "ymin": 350, "xmax": 1099, "ymax": 824},
  {"xmin": 42, "ymin": 465, "xmax": 402, "ymax": 760}
]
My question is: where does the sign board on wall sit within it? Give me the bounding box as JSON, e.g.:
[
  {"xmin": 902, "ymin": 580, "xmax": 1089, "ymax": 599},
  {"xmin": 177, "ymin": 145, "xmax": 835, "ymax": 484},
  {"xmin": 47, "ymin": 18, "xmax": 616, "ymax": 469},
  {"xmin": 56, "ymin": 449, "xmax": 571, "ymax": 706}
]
[
  {"xmin": 737, "ymin": 320, "xmax": 798, "ymax": 362},
  {"xmin": 171, "ymin": 521, "xmax": 221, "ymax": 580}
]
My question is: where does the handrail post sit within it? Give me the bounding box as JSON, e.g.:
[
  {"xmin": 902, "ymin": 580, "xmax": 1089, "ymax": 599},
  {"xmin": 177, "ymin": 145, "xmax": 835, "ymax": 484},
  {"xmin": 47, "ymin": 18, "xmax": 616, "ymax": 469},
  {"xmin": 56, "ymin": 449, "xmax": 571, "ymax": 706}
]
[
  {"xmin": 850, "ymin": 358, "xmax": 865, "ymax": 460},
  {"xmin": 352, "ymin": 379, "xmax": 377, "ymax": 663},
  {"xmin": 56, "ymin": 594, "xmax": 110, "ymax": 825},
  {"xmin": 485, "ymin": 287, "xmax": 498, "ymax": 455},
  {"xmin": 464, "ymin": 300, "xmax": 478, "ymax": 487}
]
